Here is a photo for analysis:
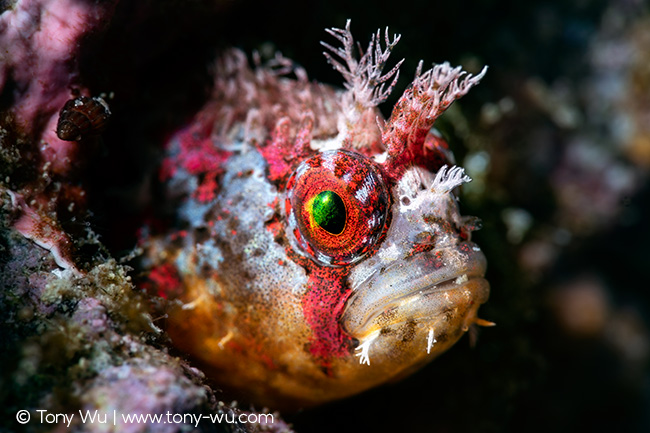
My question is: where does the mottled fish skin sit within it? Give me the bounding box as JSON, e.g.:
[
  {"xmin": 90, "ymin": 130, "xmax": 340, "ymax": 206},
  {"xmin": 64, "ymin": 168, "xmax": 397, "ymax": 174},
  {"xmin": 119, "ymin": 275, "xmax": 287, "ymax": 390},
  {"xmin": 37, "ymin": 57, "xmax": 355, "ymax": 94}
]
[{"xmin": 142, "ymin": 21, "xmax": 490, "ymax": 410}]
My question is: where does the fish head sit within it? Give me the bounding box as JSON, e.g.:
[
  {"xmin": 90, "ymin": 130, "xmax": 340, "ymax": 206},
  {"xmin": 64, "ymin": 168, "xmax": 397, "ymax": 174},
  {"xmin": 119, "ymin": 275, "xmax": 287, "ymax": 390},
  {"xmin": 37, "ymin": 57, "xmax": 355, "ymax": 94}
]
[{"xmin": 144, "ymin": 21, "xmax": 491, "ymax": 409}]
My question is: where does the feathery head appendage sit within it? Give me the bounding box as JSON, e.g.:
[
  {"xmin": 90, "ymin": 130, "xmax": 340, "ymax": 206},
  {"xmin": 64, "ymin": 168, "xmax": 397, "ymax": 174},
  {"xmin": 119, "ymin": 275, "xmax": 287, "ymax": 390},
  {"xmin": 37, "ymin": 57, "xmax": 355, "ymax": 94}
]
[
  {"xmin": 396, "ymin": 165, "xmax": 471, "ymax": 203},
  {"xmin": 321, "ymin": 20, "xmax": 404, "ymax": 111},
  {"xmin": 263, "ymin": 51, "xmax": 309, "ymax": 82},
  {"xmin": 430, "ymin": 165, "xmax": 472, "ymax": 194},
  {"xmin": 381, "ymin": 62, "xmax": 487, "ymax": 179},
  {"xmin": 406, "ymin": 62, "xmax": 488, "ymax": 127}
]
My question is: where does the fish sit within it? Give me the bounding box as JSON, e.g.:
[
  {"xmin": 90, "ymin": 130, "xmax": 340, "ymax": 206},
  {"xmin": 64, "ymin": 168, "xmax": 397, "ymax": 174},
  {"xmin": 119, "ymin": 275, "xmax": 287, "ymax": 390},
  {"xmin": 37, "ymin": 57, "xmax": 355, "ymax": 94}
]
[{"xmin": 141, "ymin": 20, "xmax": 491, "ymax": 410}]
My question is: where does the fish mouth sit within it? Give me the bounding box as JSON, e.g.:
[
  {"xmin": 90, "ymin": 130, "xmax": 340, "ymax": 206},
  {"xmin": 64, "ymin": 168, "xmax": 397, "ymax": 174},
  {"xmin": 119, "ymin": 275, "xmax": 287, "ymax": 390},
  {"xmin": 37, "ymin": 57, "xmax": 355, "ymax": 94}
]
[{"xmin": 341, "ymin": 241, "xmax": 489, "ymax": 338}]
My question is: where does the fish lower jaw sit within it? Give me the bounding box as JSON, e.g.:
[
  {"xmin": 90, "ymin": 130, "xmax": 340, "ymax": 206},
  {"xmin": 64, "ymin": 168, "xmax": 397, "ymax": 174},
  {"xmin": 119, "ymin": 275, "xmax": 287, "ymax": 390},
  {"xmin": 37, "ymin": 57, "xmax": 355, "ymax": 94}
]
[
  {"xmin": 344, "ymin": 276, "xmax": 490, "ymax": 366},
  {"xmin": 344, "ymin": 273, "xmax": 489, "ymax": 335}
]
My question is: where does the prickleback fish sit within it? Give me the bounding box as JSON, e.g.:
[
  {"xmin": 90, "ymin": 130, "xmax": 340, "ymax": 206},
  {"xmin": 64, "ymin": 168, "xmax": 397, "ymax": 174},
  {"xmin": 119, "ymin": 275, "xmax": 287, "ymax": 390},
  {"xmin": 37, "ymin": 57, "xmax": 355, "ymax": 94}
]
[{"xmin": 142, "ymin": 20, "xmax": 491, "ymax": 410}]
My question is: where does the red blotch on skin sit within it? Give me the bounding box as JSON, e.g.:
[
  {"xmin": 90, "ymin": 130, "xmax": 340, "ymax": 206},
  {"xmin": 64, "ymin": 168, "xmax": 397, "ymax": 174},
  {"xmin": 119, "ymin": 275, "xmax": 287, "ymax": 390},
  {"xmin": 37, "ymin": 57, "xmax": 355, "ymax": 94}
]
[
  {"xmin": 169, "ymin": 230, "xmax": 188, "ymax": 241},
  {"xmin": 407, "ymin": 242, "xmax": 436, "ymax": 258},
  {"xmin": 159, "ymin": 156, "xmax": 178, "ymax": 181},
  {"xmin": 259, "ymin": 352, "xmax": 277, "ymax": 371},
  {"xmin": 177, "ymin": 128, "xmax": 230, "ymax": 175},
  {"xmin": 226, "ymin": 339, "xmax": 277, "ymax": 371},
  {"xmin": 194, "ymin": 171, "xmax": 219, "ymax": 203},
  {"xmin": 159, "ymin": 127, "xmax": 231, "ymax": 190},
  {"xmin": 258, "ymin": 117, "xmax": 293, "ymax": 183},
  {"xmin": 299, "ymin": 261, "xmax": 354, "ymax": 368},
  {"xmin": 265, "ymin": 219, "xmax": 282, "ymax": 238},
  {"xmin": 258, "ymin": 115, "xmax": 314, "ymax": 186},
  {"xmin": 146, "ymin": 263, "xmax": 182, "ymax": 299},
  {"xmin": 267, "ymin": 197, "xmax": 279, "ymax": 209}
]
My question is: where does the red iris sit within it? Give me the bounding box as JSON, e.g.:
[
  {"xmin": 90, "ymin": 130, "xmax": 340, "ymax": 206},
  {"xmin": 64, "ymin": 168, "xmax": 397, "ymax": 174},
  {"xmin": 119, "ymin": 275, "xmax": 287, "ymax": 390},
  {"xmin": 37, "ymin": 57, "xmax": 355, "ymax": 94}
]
[{"xmin": 285, "ymin": 150, "xmax": 390, "ymax": 266}]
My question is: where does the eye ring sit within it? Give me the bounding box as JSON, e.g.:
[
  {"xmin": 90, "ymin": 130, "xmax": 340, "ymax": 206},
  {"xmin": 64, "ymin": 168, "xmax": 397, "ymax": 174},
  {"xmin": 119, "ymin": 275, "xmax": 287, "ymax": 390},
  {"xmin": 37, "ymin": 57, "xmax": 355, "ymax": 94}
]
[{"xmin": 285, "ymin": 150, "xmax": 390, "ymax": 266}]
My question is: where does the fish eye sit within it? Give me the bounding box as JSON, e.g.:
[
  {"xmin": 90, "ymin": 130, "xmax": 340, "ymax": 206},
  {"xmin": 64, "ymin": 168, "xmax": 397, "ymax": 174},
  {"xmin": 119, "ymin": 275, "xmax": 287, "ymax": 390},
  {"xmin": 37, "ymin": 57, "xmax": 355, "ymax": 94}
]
[
  {"xmin": 285, "ymin": 150, "xmax": 390, "ymax": 266},
  {"xmin": 310, "ymin": 190, "xmax": 347, "ymax": 235}
]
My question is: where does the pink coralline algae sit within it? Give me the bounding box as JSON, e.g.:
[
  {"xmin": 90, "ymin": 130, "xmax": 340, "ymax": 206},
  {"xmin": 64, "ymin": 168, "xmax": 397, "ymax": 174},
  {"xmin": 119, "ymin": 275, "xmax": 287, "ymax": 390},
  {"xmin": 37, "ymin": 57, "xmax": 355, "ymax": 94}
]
[
  {"xmin": 1, "ymin": 0, "xmax": 119, "ymax": 279},
  {"xmin": 0, "ymin": 1, "xmax": 291, "ymax": 432},
  {"xmin": 0, "ymin": 0, "xmax": 118, "ymax": 175}
]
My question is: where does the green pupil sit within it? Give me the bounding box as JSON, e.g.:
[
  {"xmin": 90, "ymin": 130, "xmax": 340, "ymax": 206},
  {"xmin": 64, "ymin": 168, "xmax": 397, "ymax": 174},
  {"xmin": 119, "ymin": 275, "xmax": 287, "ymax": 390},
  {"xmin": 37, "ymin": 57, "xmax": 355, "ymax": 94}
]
[{"xmin": 312, "ymin": 190, "xmax": 346, "ymax": 235}]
